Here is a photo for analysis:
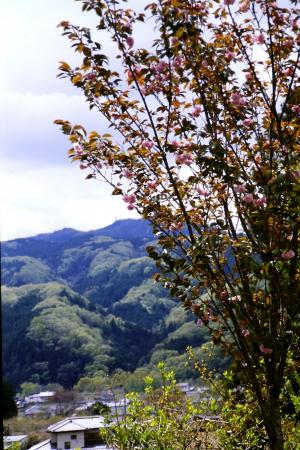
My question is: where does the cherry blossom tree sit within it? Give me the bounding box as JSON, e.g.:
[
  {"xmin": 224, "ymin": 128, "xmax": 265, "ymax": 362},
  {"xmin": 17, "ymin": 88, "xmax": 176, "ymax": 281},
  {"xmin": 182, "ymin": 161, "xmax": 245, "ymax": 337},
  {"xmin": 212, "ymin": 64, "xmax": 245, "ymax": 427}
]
[{"xmin": 55, "ymin": 1, "xmax": 300, "ymax": 448}]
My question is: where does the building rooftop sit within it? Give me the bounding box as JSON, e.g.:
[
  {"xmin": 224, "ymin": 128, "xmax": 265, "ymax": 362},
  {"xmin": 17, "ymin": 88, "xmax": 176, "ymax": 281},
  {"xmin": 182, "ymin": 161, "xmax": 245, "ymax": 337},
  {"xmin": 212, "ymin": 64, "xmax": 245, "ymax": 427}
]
[
  {"xmin": 38, "ymin": 391, "xmax": 55, "ymax": 397},
  {"xmin": 104, "ymin": 398, "xmax": 130, "ymax": 407},
  {"xmin": 27, "ymin": 442, "xmax": 113, "ymax": 450},
  {"xmin": 4, "ymin": 436, "xmax": 27, "ymax": 442},
  {"xmin": 24, "ymin": 405, "xmax": 44, "ymax": 415},
  {"xmin": 47, "ymin": 416, "xmax": 105, "ymax": 433},
  {"xmin": 4, "ymin": 435, "xmax": 27, "ymax": 445},
  {"xmin": 27, "ymin": 439, "xmax": 51, "ymax": 450}
]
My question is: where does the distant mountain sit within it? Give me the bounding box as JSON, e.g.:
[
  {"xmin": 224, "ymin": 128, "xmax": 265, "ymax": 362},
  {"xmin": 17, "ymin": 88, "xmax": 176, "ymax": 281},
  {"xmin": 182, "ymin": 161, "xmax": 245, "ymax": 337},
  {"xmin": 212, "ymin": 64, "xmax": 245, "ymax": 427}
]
[
  {"xmin": 2, "ymin": 220, "xmax": 153, "ymax": 258},
  {"xmin": 31, "ymin": 228, "xmax": 85, "ymax": 243},
  {"xmin": 1, "ymin": 219, "xmax": 215, "ymax": 389}
]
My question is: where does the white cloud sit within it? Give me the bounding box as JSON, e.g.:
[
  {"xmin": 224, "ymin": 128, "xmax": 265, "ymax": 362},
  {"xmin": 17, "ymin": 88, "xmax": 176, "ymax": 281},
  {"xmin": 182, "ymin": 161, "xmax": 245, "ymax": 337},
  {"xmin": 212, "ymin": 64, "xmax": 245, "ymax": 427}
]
[
  {"xmin": 0, "ymin": 0, "xmax": 151, "ymax": 96},
  {"xmin": 0, "ymin": 89, "xmax": 106, "ymax": 164},
  {"xmin": 0, "ymin": 0, "xmax": 98, "ymax": 96},
  {"xmin": 0, "ymin": 160, "xmax": 137, "ymax": 241}
]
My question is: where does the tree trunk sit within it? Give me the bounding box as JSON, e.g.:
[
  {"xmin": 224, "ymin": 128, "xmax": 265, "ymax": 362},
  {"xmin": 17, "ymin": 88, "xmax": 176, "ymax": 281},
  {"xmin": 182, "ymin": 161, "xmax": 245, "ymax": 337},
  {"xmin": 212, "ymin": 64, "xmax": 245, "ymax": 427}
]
[{"xmin": 263, "ymin": 398, "xmax": 284, "ymax": 450}]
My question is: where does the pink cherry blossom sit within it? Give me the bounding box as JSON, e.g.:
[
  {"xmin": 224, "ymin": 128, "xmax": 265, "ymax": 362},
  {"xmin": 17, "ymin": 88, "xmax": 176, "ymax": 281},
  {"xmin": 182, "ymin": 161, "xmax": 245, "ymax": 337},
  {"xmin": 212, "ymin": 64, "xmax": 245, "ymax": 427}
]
[
  {"xmin": 126, "ymin": 36, "xmax": 134, "ymax": 48},
  {"xmin": 233, "ymin": 184, "xmax": 246, "ymax": 194},
  {"xmin": 224, "ymin": 0, "xmax": 235, "ymax": 5},
  {"xmin": 141, "ymin": 86, "xmax": 149, "ymax": 96},
  {"xmin": 73, "ymin": 144, "xmax": 83, "ymax": 155},
  {"xmin": 171, "ymin": 140, "xmax": 180, "ymax": 148},
  {"xmin": 243, "ymin": 118, "xmax": 254, "ymax": 127},
  {"xmin": 85, "ymin": 72, "xmax": 96, "ymax": 81},
  {"xmin": 284, "ymin": 67, "xmax": 294, "ymax": 77},
  {"xmin": 142, "ymin": 139, "xmax": 154, "ymax": 149},
  {"xmin": 259, "ymin": 344, "xmax": 273, "ymax": 355},
  {"xmin": 225, "ymin": 51, "xmax": 235, "ymax": 61},
  {"xmin": 255, "ymin": 33, "xmax": 265, "ymax": 44},
  {"xmin": 155, "ymin": 60, "xmax": 168, "ymax": 72},
  {"xmin": 230, "ymin": 92, "xmax": 246, "ymax": 108},
  {"xmin": 242, "ymin": 329, "xmax": 250, "ymax": 337},
  {"xmin": 126, "ymin": 69, "xmax": 134, "ymax": 82},
  {"xmin": 253, "ymin": 197, "xmax": 266, "ymax": 207},
  {"xmin": 123, "ymin": 194, "xmax": 136, "ymax": 204},
  {"xmin": 243, "ymin": 193, "xmax": 254, "ymax": 204},
  {"xmin": 122, "ymin": 168, "xmax": 134, "ymax": 179},
  {"xmin": 147, "ymin": 180, "xmax": 158, "ymax": 189},
  {"xmin": 127, "ymin": 203, "xmax": 135, "ymax": 210},
  {"xmin": 79, "ymin": 164, "xmax": 88, "ymax": 170},
  {"xmin": 175, "ymin": 153, "xmax": 194, "ymax": 166},
  {"xmin": 134, "ymin": 67, "xmax": 142, "ymax": 77},
  {"xmin": 172, "ymin": 55, "xmax": 183, "ymax": 69},
  {"xmin": 196, "ymin": 186, "xmax": 209, "ymax": 196},
  {"xmin": 192, "ymin": 105, "xmax": 202, "ymax": 118},
  {"xmin": 281, "ymin": 249, "xmax": 295, "ymax": 260}
]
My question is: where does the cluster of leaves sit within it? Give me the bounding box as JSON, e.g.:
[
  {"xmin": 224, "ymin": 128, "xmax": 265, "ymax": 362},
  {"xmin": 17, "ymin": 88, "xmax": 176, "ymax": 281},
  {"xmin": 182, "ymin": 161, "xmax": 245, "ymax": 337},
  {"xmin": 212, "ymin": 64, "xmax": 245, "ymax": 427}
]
[
  {"xmin": 101, "ymin": 362, "xmax": 219, "ymax": 449},
  {"xmin": 88, "ymin": 400, "xmax": 112, "ymax": 415},
  {"xmin": 217, "ymin": 366, "xmax": 300, "ymax": 449}
]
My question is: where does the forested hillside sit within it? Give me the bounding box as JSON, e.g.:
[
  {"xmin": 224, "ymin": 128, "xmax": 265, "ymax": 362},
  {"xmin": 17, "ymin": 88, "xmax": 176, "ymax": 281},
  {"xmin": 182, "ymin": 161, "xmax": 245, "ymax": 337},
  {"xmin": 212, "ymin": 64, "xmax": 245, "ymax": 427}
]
[{"xmin": 2, "ymin": 219, "xmax": 226, "ymax": 389}]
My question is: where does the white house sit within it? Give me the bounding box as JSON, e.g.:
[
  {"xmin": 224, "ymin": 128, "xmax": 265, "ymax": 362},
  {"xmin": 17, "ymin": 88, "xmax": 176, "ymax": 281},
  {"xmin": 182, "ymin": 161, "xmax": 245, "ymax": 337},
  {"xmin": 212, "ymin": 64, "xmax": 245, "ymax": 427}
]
[
  {"xmin": 103, "ymin": 398, "xmax": 130, "ymax": 417},
  {"xmin": 28, "ymin": 416, "xmax": 113, "ymax": 450},
  {"xmin": 3, "ymin": 435, "xmax": 28, "ymax": 449},
  {"xmin": 25, "ymin": 391, "xmax": 55, "ymax": 404},
  {"xmin": 176, "ymin": 382, "xmax": 195, "ymax": 393}
]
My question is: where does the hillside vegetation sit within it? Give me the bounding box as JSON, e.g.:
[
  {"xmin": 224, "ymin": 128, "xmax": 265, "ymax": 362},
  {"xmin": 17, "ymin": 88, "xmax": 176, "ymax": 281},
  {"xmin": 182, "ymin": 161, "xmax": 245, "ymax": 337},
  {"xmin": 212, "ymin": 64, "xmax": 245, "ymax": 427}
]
[{"xmin": 2, "ymin": 219, "xmax": 225, "ymax": 389}]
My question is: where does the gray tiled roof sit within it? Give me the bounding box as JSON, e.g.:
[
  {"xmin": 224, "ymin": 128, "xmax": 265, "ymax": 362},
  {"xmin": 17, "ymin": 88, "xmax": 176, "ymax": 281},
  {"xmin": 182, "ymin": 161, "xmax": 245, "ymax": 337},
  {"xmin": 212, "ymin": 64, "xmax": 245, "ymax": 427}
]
[{"xmin": 47, "ymin": 416, "xmax": 105, "ymax": 433}]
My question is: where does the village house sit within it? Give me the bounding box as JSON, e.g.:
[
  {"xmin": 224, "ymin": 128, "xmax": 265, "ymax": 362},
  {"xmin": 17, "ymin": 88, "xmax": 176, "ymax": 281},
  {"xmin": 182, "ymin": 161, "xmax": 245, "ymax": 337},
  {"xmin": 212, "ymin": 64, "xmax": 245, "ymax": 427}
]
[
  {"xmin": 176, "ymin": 382, "xmax": 195, "ymax": 393},
  {"xmin": 3, "ymin": 435, "xmax": 28, "ymax": 450},
  {"xmin": 27, "ymin": 416, "xmax": 113, "ymax": 450},
  {"xmin": 25, "ymin": 391, "xmax": 55, "ymax": 404}
]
